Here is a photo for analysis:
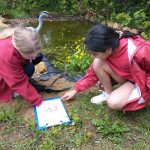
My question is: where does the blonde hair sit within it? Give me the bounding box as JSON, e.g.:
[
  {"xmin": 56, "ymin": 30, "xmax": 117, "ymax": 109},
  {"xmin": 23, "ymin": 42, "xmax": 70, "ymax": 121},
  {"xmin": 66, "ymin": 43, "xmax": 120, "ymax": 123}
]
[
  {"xmin": 0, "ymin": 26, "xmax": 41, "ymax": 54},
  {"xmin": 0, "ymin": 28, "xmax": 14, "ymax": 39}
]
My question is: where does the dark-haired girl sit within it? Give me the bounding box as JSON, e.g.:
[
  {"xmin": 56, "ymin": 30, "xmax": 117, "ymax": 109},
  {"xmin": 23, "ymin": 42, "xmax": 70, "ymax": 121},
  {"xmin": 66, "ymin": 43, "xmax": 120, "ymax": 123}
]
[{"xmin": 61, "ymin": 24, "xmax": 150, "ymax": 112}]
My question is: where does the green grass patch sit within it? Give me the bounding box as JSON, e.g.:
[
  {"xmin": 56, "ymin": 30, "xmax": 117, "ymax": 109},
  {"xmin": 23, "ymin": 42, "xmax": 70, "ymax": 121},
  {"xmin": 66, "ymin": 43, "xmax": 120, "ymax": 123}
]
[{"xmin": 0, "ymin": 92, "xmax": 150, "ymax": 149}]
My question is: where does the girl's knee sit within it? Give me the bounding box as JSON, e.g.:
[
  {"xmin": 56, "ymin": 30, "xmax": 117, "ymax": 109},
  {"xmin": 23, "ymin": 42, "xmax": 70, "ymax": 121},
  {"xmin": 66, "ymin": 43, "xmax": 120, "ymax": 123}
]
[{"xmin": 107, "ymin": 97, "xmax": 123, "ymax": 110}]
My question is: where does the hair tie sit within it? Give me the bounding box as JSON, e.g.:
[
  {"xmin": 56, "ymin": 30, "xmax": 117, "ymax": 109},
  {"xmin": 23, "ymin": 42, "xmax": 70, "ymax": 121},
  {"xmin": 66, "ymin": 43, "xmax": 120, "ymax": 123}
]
[{"xmin": 115, "ymin": 30, "xmax": 123, "ymax": 39}]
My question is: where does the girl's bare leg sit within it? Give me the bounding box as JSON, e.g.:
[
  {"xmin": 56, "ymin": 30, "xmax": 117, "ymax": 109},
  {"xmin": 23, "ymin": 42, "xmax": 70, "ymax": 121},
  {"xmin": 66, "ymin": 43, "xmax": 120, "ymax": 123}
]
[
  {"xmin": 93, "ymin": 58, "xmax": 126, "ymax": 94},
  {"xmin": 93, "ymin": 58, "xmax": 134, "ymax": 110},
  {"xmin": 107, "ymin": 82, "xmax": 135, "ymax": 110}
]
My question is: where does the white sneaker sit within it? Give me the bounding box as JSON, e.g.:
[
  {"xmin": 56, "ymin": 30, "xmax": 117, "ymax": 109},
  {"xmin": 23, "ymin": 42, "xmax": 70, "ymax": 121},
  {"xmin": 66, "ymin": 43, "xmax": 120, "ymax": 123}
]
[
  {"xmin": 91, "ymin": 91, "xmax": 109, "ymax": 104},
  {"xmin": 13, "ymin": 92, "xmax": 20, "ymax": 98}
]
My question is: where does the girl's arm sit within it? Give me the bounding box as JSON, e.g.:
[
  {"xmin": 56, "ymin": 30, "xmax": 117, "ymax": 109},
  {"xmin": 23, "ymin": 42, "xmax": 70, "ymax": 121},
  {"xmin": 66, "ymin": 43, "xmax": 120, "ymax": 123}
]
[{"xmin": 75, "ymin": 64, "xmax": 99, "ymax": 92}]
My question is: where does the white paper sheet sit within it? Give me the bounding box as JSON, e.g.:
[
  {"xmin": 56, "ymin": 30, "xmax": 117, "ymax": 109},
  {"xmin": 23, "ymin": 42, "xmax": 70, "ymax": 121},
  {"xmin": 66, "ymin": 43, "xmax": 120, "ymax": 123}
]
[{"xmin": 34, "ymin": 97, "xmax": 71, "ymax": 130}]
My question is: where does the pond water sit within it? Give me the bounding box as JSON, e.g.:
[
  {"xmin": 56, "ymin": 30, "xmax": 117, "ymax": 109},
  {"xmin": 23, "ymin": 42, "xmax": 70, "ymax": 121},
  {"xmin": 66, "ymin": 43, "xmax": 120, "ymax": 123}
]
[{"xmin": 39, "ymin": 21, "xmax": 92, "ymax": 50}]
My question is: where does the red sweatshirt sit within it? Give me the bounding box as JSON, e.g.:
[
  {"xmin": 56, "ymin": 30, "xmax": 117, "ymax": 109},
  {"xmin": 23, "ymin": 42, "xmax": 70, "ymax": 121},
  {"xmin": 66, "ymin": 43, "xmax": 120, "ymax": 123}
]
[
  {"xmin": 0, "ymin": 37, "xmax": 42, "ymax": 106},
  {"xmin": 74, "ymin": 36, "xmax": 150, "ymax": 111}
]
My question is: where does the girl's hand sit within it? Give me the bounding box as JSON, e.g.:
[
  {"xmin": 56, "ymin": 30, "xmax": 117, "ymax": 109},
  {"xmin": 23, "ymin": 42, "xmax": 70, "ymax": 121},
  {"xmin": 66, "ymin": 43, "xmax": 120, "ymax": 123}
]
[{"xmin": 61, "ymin": 90, "xmax": 77, "ymax": 101}]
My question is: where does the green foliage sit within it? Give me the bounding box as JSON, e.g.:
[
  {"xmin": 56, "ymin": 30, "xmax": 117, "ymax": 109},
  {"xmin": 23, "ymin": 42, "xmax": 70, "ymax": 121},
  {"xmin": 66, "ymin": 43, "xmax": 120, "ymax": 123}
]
[
  {"xmin": 65, "ymin": 38, "xmax": 92, "ymax": 73},
  {"xmin": 69, "ymin": 108, "xmax": 82, "ymax": 124},
  {"xmin": 0, "ymin": 0, "xmax": 149, "ymax": 36},
  {"xmin": 0, "ymin": 103, "xmax": 22, "ymax": 124},
  {"xmin": 70, "ymin": 133, "xmax": 87, "ymax": 147},
  {"xmin": 8, "ymin": 9, "xmax": 28, "ymax": 18},
  {"xmin": 40, "ymin": 139, "xmax": 56, "ymax": 150},
  {"xmin": 142, "ymin": 21, "xmax": 150, "ymax": 30},
  {"xmin": 132, "ymin": 9, "xmax": 147, "ymax": 28},
  {"xmin": 92, "ymin": 116, "xmax": 130, "ymax": 143},
  {"xmin": 50, "ymin": 126, "xmax": 63, "ymax": 137},
  {"xmin": 133, "ymin": 9, "xmax": 146, "ymax": 22},
  {"xmin": 51, "ymin": 37, "xmax": 92, "ymax": 74},
  {"xmin": 111, "ymin": 12, "xmax": 132, "ymax": 26},
  {"xmin": 0, "ymin": 1, "xmax": 7, "ymax": 15},
  {"xmin": 59, "ymin": 0, "xmax": 78, "ymax": 15}
]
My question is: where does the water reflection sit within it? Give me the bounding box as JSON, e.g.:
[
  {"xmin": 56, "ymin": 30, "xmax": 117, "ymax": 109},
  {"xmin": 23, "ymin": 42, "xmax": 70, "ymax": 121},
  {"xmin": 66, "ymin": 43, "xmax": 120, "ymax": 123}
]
[{"xmin": 38, "ymin": 21, "xmax": 92, "ymax": 49}]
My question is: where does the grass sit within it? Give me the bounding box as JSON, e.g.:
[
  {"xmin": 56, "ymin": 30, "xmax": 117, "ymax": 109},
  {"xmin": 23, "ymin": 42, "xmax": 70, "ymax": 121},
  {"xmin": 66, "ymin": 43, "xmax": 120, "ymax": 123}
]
[{"xmin": 0, "ymin": 90, "xmax": 150, "ymax": 150}]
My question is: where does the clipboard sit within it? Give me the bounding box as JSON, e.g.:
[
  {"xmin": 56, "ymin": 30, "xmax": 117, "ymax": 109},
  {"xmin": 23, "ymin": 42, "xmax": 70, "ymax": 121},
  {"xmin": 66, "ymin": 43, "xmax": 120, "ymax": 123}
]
[{"xmin": 34, "ymin": 97, "xmax": 72, "ymax": 130}]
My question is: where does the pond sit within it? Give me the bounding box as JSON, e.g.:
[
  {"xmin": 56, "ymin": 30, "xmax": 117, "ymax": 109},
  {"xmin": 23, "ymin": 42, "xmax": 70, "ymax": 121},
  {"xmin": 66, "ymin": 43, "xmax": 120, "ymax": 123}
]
[
  {"xmin": 39, "ymin": 21, "xmax": 92, "ymax": 50},
  {"xmin": 33, "ymin": 21, "xmax": 93, "ymax": 74}
]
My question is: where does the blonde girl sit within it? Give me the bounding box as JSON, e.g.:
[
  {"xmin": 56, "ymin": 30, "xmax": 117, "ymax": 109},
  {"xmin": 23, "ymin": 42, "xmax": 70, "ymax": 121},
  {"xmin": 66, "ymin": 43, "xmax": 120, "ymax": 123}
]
[{"xmin": 0, "ymin": 26, "xmax": 43, "ymax": 105}]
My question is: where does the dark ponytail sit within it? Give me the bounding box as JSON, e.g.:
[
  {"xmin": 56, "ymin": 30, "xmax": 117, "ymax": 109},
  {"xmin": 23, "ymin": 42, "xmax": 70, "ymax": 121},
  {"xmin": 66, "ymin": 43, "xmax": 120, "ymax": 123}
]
[{"xmin": 121, "ymin": 30, "xmax": 137, "ymax": 38}]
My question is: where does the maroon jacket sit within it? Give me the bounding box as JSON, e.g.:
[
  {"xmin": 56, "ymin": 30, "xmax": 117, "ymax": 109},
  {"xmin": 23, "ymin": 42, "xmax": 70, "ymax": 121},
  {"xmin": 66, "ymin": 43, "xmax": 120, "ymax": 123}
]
[
  {"xmin": 75, "ymin": 36, "xmax": 150, "ymax": 111},
  {"xmin": 0, "ymin": 37, "xmax": 42, "ymax": 106}
]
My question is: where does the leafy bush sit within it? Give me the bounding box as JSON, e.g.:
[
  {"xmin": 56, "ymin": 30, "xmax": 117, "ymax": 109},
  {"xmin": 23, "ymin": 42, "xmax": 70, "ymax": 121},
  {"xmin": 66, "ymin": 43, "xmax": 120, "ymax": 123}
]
[
  {"xmin": 0, "ymin": 1, "xmax": 7, "ymax": 15},
  {"xmin": 1, "ymin": 0, "xmax": 149, "ymax": 41},
  {"xmin": 142, "ymin": 21, "xmax": 150, "ymax": 30},
  {"xmin": 58, "ymin": 0, "xmax": 78, "ymax": 15},
  {"xmin": 132, "ymin": 9, "xmax": 147, "ymax": 28},
  {"xmin": 8, "ymin": 8, "xmax": 28, "ymax": 18},
  {"xmin": 111, "ymin": 12, "xmax": 132, "ymax": 26}
]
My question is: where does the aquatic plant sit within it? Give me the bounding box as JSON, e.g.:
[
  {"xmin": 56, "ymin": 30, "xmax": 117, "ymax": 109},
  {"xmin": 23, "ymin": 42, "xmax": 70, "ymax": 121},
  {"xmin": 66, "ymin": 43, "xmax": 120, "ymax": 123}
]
[{"xmin": 51, "ymin": 37, "xmax": 92, "ymax": 74}]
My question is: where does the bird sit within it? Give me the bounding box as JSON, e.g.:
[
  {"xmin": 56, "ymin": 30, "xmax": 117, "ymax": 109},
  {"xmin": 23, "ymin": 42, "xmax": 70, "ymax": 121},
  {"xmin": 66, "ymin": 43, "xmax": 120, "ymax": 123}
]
[{"xmin": 35, "ymin": 11, "xmax": 50, "ymax": 33}]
